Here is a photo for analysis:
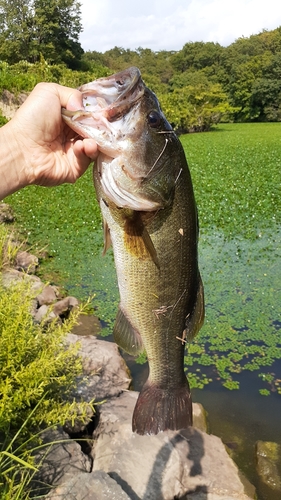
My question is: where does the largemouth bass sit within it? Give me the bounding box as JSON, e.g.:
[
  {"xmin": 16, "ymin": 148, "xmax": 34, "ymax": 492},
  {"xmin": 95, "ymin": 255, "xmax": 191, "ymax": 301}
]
[{"xmin": 62, "ymin": 67, "xmax": 204, "ymax": 435}]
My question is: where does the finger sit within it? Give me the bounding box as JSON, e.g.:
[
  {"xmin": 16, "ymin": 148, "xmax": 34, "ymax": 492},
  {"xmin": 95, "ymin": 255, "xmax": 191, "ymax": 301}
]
[
  {"xmin": 82, "ymin": 139, "xmax": 99, "ymax": 160},
  {"xmin": 72, "ymin": 140, "xmax": 93, "ymax": 175}
]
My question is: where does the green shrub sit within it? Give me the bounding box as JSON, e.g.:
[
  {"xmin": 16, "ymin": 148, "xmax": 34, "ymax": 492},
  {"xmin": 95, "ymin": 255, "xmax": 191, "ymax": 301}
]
[
  {"xmin": 0, "ymin": 59, "xmax": 110, "ymax": 94},
  {"xmin": 0, "ymin": 227, "xmax": 94, "ymax": 498},
  {"xmin": 0, "ymin": 226, "xmax": 22, "ymax": 269},
  {"xmin": 0, "ymin": 112, "xmax": 8, "ymax": 127}
]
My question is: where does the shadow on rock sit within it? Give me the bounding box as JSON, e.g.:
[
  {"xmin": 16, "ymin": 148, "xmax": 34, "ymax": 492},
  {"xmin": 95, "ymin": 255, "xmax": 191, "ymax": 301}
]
[{"xmin": 107, "ymin": 427, "xmax": 207, "ymax": 500}]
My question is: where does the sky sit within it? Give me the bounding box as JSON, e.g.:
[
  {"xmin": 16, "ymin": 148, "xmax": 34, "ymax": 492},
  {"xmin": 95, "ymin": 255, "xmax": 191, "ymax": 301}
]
[{"xmin": 79, "ymin": 0, "xmax": 281, "ymax": 53}]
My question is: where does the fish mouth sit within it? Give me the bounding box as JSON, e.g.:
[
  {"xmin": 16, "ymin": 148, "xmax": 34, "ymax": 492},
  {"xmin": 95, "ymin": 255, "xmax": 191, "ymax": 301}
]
[
  {"xmin": 62, "ymin": 67, "xmax": 145, "ymax": 137},
  {"xmin": 62, "ymin": 67, "xmax": 164, "ymax": 212}
]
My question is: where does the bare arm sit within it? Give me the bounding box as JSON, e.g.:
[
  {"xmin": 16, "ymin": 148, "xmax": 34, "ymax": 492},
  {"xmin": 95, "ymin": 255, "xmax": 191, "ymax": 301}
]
[{"xmin": 0, "ymin": 82, "xmax": 98, "ymax": 199}]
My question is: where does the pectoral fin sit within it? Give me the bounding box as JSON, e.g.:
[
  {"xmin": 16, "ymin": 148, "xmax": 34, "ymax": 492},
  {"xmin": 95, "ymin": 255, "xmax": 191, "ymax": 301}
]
[
  {"xmin": 114, "ymin": 307, "xmax": 144, "ymax": 355},
  {"xmin": 185, "ymin": 274, "xmax": 205, "ymax": 341},
  {"xmin": 124, "ymin": 212, "xmax": 159, "ymax": 268},
  {"xmin": 142, "ymin": 227, "xmax": 160, "ymax": 268}
]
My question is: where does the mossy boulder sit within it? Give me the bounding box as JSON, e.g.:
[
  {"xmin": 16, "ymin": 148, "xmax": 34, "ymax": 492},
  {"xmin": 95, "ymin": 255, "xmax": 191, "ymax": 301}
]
[{"xmin": 256, "ymin": 440, "xmax": 281, "ymax": 499}]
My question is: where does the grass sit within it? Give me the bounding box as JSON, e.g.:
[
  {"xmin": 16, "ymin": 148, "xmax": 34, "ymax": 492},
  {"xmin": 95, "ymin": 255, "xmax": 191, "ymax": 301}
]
[{"xmin": 5, "ymin": 123, "xmax": 281, "ymax": 393}]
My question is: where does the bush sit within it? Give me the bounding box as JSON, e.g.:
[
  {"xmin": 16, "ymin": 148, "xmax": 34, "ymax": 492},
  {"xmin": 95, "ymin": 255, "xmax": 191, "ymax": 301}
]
[
  {"xmin": 0, "ymin": 112, "xmax": 8, "ymax": 127},
  {"xmin": 0, "ymin": 227, "xmax": 94, "ymax": 498},
  {"xmin": 159, "ymin": 82, "xmax": 238, "ymax": 133}
]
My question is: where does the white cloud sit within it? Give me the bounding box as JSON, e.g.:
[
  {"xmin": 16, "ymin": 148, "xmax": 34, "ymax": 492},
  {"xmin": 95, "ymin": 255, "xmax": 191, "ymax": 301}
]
[{"xmin": 79, "ymin": 0, "xmax": 281, "ymax": 53}]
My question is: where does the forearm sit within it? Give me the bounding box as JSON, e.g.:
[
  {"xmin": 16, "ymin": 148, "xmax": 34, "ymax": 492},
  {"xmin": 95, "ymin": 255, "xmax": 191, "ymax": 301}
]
[{"xmin": 0, "ymin": 121, "xmax": 29, "ymax": 199}]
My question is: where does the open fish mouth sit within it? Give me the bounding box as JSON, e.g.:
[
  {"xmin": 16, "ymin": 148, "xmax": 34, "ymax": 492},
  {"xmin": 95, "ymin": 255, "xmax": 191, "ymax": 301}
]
[
  {"xmin": 80, "ymin": 66, "xmax": 144, "ymax": 121},
  {"xmin": 62, "ymin": 67, "xmax": 145, "ymax": 141},
  {"xmin": 62, "ymin": 67, "xmax": 171, "ymax": 212}
]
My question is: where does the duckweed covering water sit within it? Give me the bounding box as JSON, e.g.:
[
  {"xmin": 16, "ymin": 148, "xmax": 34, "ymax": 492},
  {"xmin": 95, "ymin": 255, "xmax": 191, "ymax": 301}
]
[
  {"xmin": 6, "ymin": 123, "xmax": 281, "ymax": 394},
  {"xmin": 182, "ymin": 124, "xmax": 280, "ymax": 393}
]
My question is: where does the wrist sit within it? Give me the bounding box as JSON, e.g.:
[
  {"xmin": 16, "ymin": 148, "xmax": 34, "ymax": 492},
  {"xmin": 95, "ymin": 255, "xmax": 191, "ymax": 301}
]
[{"xmin": 0, "ymin": 120, "xmax": 30, "ymax": 199}]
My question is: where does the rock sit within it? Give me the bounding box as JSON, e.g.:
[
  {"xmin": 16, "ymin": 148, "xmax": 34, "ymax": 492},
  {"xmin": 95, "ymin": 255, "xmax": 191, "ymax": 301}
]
[
  {"xmin": 71, "ymin": 313, "xmax": 102, "ymax": 336},
  {"xmin": 15, "ymin": 250, "xmax": 38, "ymax": 274},
  {"xmin": 45, "ymin": 470, "xmax": 131, "ymax": 500},
  {"xmin": 0, "ymin": 90, "xmax": 27, "ymax": 119},
  {"xmin": 91, "ymin": 391, "xmax": 255, "ymax": 500},
  {"xmin": 256, "ymin": 440, "xmax": 281, "ymax": 499},
  {"xmin": 66, "ymin": 333, "xmax": 131, "ymax": 402},
  {"xmin": 34, "ymin": 297, "xmax": 79, "ymax": 324},
  {"xmin": 32, "ymin": 427, "xmax": 92, "ymax": 497},
  {"xmin": 0, "ymin": 203, "xmax": 14, "ymax": 222},
  {"xmin": 37, "ymin": 284, "xmax": 58, "ymax": 306},
  {"xmin": 53, "ymin": 296, "xmax": 79, "ymax": 317},
  {"xmin": 34, "ymin": 304, "xmax": 58, "ymax": 324},
  {"xmin": 1, "ymin": 268, "xmax": 43, "ymax": 292},
  {"xmin": 192, "ymin": 402, "xmax": 208, "ymax": 433}
]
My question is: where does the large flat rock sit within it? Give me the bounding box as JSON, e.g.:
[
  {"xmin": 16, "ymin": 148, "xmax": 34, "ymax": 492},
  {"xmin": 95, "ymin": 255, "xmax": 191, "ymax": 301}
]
[
  {"xmin": 45, "ymin": 470, "xmax": 131, "ymax": 500},
  {"xmin": 92, "ymin": 391, "xmax": 255, "ymax": 500}
]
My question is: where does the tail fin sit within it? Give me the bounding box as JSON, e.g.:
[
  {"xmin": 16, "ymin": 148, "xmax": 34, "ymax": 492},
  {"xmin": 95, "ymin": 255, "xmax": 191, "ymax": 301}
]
[{"xmin": 132, "ymin": 380, "xmax": 192, "ymax": 435}]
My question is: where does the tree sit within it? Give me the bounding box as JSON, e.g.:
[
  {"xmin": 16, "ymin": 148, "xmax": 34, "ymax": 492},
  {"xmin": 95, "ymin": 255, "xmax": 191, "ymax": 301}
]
[
  {"xmin": 171, "ymin": 41, "xmax": 224, "ymax": 73},
  {"xmin": 159, "ymin": 81, "xmax": 237, "ymax": 133},
  {"xmin": 0, "ymin": 0, "xmax": 83, "ymax": 68},
  {"xmin": 251, "ymin": 77, "xmax": 281, "ymax": 121},
  {"xmin": 0, "ymin": 0, "xmax": 31, "ymax": 62}
]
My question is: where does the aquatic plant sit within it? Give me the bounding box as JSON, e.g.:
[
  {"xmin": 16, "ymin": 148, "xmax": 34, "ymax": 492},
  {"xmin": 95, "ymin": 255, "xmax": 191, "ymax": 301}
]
[
  {"xmin": 5, "ymin": 123, "xmax": 281, "ymax": 393},
  {"xmin": 182, "ymin": 123, "xmax": 281, "ymax": 392}
]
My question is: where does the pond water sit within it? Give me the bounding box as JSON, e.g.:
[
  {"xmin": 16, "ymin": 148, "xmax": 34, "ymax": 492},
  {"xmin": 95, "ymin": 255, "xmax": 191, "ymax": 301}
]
[{"xmin": 6, "ymin": 123, "xmax": 281, "ymax": 497}]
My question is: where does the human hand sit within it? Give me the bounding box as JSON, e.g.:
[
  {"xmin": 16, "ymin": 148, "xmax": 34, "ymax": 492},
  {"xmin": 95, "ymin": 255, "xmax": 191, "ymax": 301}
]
[{"xmin": 6, "ymin": 82, "xmax": 98, "ymax": 188}]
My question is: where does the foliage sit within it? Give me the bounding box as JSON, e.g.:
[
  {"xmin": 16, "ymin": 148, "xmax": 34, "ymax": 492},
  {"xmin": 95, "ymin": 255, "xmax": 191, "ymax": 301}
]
[
  {"xmin": 170, "ymin": 41, "xmax": 224, "ymax": 73},
  {"xmin": 0, "ymin": 278, "xmax": 90, "ymax": 434},
  {"xmin": 0, "ymin": 58, "xmax": 109, "ymax": 93},
  {"xmin": 0, "ymin": 0, "xmax": 83, "ymax": 68},
  {"xmin": 1, "ymin": 26, "xmax": 281, "ymax": 125},
  {"xmin": 0, "ymin": 109, "xmax": 8, "ymax": 126},
  {"xmin": 80, "ymin": 26, "xmax": 281, "ymax": 125},
  {"xmin": 0, "ymin": 228, "xmax": 94, "ymax": 497},
  {"xmin": 0, "ymin": 225, "xmax": 23, "ymax": 268},
  {"xmin": 160, "ymin": 81, "xmax": 237, "ymax": 133}
]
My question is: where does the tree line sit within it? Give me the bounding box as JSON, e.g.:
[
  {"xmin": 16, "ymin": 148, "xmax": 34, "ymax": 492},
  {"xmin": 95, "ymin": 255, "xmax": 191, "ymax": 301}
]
[
  {"xmin": 85, "ymin": 29, "xmax": 281, "ymax": 130},
  {"xmin": 0, "ymin": 0, "xmax": 281, "ymax": 132}
]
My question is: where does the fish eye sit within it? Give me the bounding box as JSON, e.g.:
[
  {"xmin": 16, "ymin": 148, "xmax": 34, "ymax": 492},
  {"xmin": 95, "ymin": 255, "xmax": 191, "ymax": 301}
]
[{"xmin": 147, "ymin": 110, "xmax": 161, "ymax": 128}]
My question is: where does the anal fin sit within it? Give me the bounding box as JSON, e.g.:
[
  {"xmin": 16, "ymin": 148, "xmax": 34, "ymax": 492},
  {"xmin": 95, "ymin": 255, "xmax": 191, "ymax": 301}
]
[{"xmin": 102, "ymin": 219, "xmax": 112, "ymax": 256}]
